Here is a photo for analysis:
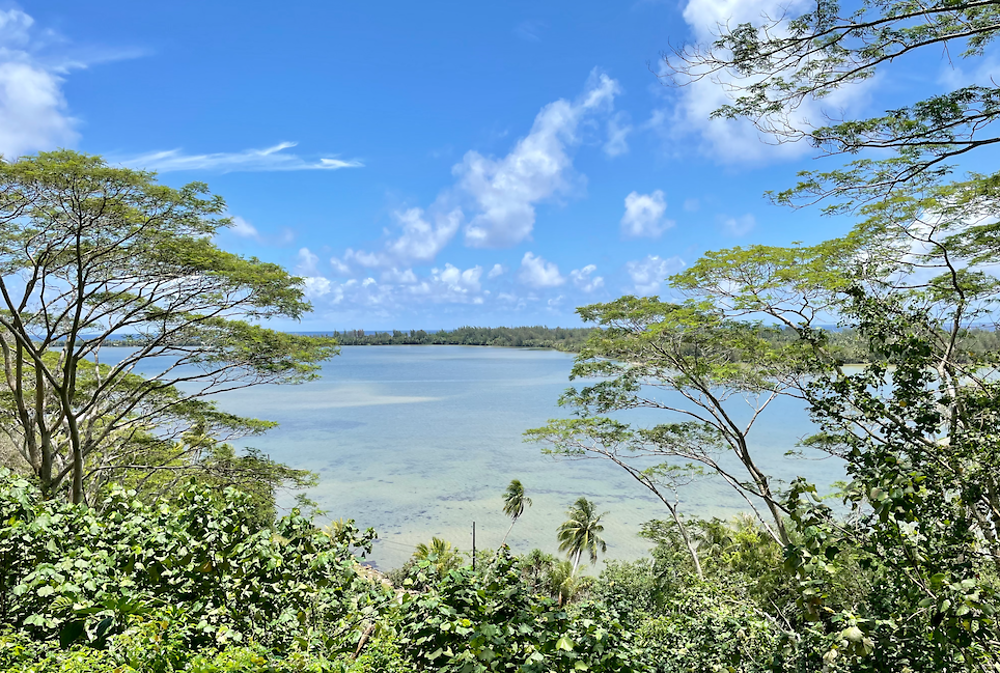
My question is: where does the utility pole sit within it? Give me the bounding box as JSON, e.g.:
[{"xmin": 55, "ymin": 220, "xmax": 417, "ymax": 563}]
[{"xmin": 472, "ymin": 521, "xmax": 476, "ymax": 571}]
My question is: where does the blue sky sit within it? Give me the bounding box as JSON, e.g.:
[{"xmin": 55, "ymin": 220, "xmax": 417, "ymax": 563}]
[{"xmin": 4, "ymin": 1, "xmax": 995, "ymax": 329}]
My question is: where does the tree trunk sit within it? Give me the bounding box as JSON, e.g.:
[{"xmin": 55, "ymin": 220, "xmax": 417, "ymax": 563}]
[{"xmin": 499, "ymin": 517, "xmax": 517, "ymax": 548}]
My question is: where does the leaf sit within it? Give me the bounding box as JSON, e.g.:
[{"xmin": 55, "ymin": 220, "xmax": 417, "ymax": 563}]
[
  {"xmin": 556, "ymin": 635, "xmax": 575, "ymax": 651},
  {"xmin": 59, "ymin": 620, "xmax": 86, "ymax": 648}
]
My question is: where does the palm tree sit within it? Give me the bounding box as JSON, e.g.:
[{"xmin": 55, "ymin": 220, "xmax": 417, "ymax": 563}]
[
  {"xmin": 413, "ymin": 537, "xmax": 462, "ymax": 575},
  {"xmin": 499, "ymin": 479, "xmax": 533, "ymax": 548},
  {"xmin": 557, "ymin": 497, "xmax": 608, "ymax": 575}
]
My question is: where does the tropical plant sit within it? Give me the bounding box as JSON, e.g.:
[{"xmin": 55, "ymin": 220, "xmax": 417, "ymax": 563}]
[
  {"xmin": 0, "ymin": 151, "xmax": 338, "ymax": 504},
  {"xmin": 557, "ymin": 497, "xmax": 608, "ymax": 575},
  {"xmin": 412, "ymin": 537, "xmax": 463, "ymax": 576},
  {"xmin": 499, "ymin": 479, "xmax": 532, "ymax": 548},
  {"xmin": 397, "ymin": 551, "xmax": 644, "ymax": 673},
  {"xmin": 0, "ymin": 469, "xmax": 386, "ymax": 658}
]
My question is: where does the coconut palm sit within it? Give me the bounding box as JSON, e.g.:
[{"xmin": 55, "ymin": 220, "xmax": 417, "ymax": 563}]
[
  {"xmin": 557, "ymin": 497, "xmax": 608, "ymax": 575},
  {"xmin": 413, "ymin": 537, "xmax": 462, "ymax": 575},
  {"xmin": 499, "ymin": 479, "xmax": 532, "ymax": 548}
]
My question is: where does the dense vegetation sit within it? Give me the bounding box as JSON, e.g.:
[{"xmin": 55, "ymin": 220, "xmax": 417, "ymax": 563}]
[
  {"xmin": 324, "ymin": 326, "xmax": 597, "ymax": 351},
  {"xmin": 4, "ymin": 0, "xmax": 1000, "ymax": 670}
]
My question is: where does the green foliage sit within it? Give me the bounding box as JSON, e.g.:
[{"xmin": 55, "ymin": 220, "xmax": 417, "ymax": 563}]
[
  {"xmin": 412, "ymin": 537, "xmax": 464, "ymax": 577},
  {"xmin": 557, "ymin": 497, "xmax": 608, "ymax": 574},
  {"xmin": 397, "ymin": 552, "xmax": 644, "ymax": 672},
  {"xmin": 0, "ymin": 470, "xmax": 387, "ymax": 664},
  {"xmin": 0, "ymin": 150, "xmax": 338, "ymax": 504}
]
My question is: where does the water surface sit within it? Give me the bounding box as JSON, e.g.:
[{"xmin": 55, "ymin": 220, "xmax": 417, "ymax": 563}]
[{"xmin": 195, "ymin": 345, "xmax": 845, "ymax": 569}]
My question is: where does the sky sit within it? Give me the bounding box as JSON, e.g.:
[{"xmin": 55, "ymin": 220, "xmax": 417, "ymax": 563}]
[{"xmin": 3, "ymin": 1, "xmax": 996, "ymax": 330}]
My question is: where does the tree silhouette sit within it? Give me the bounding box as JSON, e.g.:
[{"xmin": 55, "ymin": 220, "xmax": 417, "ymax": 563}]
[
  {"xmin": 557, "ymin": 497, "xmax": 608, "ymax": 575},
  {"xmin": 499, "ymin": 479, "xmax": 532, "ymax": 548}
]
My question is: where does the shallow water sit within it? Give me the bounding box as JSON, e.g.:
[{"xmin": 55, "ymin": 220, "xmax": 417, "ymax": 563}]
[{"xmin": 106, "ymin": 345, "xmax": 845, "ymax": 570}]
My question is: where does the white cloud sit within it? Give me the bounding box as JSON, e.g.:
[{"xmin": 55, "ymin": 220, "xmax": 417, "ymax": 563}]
[
  {"xmin": 621, "ymin": 190, "xmax": 674, "ymax": 238},
  {"xmin": 343, "ymin": 248, "xmax": 384, "ymax": 268},
  {"xmin": 722, "ymin": 213, "xmax": 755, "ymax": 236},
  {"xmin": 0, "ymin": 10, "xmax": 80, "ymax": 158},
  {"xmin": 661, "ymin": 0, "xmax": 871, "ymax": 164},
  {"xmin": 302, "ymin": 276, "xmax": 332, "ymax": 299},
  {"xmin": 461, "ymin": 71, "xmax": 621, "ymax": 248},
  {"xmin": 386, "ymin": 207, "xmax": 462, "ymax": 263},
  {"xmin": 626, "ymin": 255, "xmax": 686, "ymax": 295},
  {"xmin": 120, "ymin": 142, "xmax": 363, "ymax": 173},
  {"xmin": 570, "ymin": 264, "xmax": 604, "ymax": 292},
  {"xmin": 296, "ymin": 247, "xmax": 320, "ymax": 275},
  {"xmin": 229, "ymin": 216, "xmax": 259, "ymax": 239},
  {"xmin": 487, "ymin": 263, "xmax": 506, "ymax": 279},
  {"xmin": 329, "ymin": 257, "xmax": 352, "ymax": 276},
  {"xmin": 604, "ymin": 112, "xmax": 632, "ymax": 157},
  {"xmin": 381, "ymin": 267, "xmax": 418, "ymax": 284},
  {"xmin": 342, "ymin": 206, "xmax": 462, "ymax": 269},
  {"xmin": 518, "ymin": 252, "xmax": 565, "ymax": 288}
]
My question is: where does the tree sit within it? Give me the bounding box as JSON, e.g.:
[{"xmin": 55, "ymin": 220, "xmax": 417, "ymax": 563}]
[
  {"xmin": 0, "ymin": 151, "xmax": 338, "ymax": 504},
  {"xmin": 660, "ymin": 4, "xmax": 1000, "ymax": 667},
  {"xmin": 666, "ymin": 0, "xmax": 1000, "ymax": 208},
  {"xmin": 499, "ymin": 478, "xmax": 532, "ymax": 548},
  {"xmin": 557, "ymin": 497, "xmax": 608, "ymax": 575},
  {"xmin": 530, "ymin": 298, "xmax": 806, "ymax": 548},
  {"xmin": 412, "ymin": 537, "xmax": 463, "ymax": 576}
]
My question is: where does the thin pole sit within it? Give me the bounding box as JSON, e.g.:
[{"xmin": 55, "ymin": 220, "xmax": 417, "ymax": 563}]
[{"xmin": 472, "ymin": 521, "xmax": 476, "ymax": 571}]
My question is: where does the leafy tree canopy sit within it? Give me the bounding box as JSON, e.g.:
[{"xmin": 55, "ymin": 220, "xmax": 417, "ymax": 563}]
[{"xmin": 0, "ymin": 151, "xmax": 338, "ymax": 504}]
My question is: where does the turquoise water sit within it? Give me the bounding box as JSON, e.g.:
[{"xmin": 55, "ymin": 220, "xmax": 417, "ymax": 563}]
[{"xmin": 178, "ymin": 345, "xmax": 844, "ymax": 570}]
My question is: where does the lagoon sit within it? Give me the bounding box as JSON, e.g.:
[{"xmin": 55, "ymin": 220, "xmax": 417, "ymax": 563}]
[{"xmin": 179, "ymin": 345, "xmax": 842, "ymax": 570}]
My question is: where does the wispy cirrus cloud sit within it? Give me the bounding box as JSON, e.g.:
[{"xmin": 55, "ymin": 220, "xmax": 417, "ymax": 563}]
[{"xmin": 120, "ymin": 141, "xmax": 363, "ymax": 173}]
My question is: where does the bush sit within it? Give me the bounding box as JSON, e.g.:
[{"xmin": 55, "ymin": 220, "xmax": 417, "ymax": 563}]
[{"xmin": 0, "ymin": 470, "xmax": 388, "ymax": 664}]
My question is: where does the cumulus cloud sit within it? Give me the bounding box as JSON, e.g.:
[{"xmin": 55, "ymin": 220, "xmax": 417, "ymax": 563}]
[
  {"xmin": 621, "ymin": 190, "xmax": 674, "ymax": 238},
  {"xmin": 487, "ymin": 263, "xmax": 506, "ymax": 279},
  {"xmin": 329, "ymin": 257, "xmax": 352, "ymax": 276},
  {"xmin": 121, "ymin": 142, "xmax": 363, "ymax": 173},
  {"xmin": 518, "ymin": 252, "xmax": 565, "ymax": 288},
  {"xmin": 381, "ymin": 267, "xmax": 418, "ymax": 284},
  {"xmin": 229, "ymin": 216, "xmax": 260, "ymax": 239},
  {"xmin": 722, "ymin": 213, "xmax": 756, "ymax": 236},
  {"xmin": 326, "ymin": 72, "xmax": 621, "ymax": 268},
  {"xmin": 570, "ymin": 264, "xmax": 604, "ymax": 292},
  {"xmin": 604, "ymin": 111, "xmax": 632, "ymax": 157},
  {"xmin": 341, "ymin": 206, "xmax": 462, "ymax": 269},
  {"xmin": 296, "ymin": 247, "xmax": 321, "ymax": 276},
  {"xmin": 659, "ymin": 0, "xmax": 871, "ymax": 164},
  {"xmin": 626, "ymin": 255, "xmax": 686, "ymax": 295},
  {"xmin": 302, "ymin": 276, "xmax": 332, "ymax": 299},
  {"xmin": 460, "ymin": 71, "xmax": 621, "ymax": 248},
  {"xmin": 302, "ymin": 262, "xmax": 489, "ymax": 311},
  {"xmin": 0, "ymin": 10, "xmax": 81, "ymax": 158},
  {"xmin": 385, "ymin": 207, "xmax": 462, "ymax": 263}
]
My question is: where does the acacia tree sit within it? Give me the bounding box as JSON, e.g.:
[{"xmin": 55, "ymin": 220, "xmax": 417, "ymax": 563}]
[
  {"xmin": 529, "ymin": 298, "xmax": 813, "ymax": 547},
  {"xmin": 659, "ymin": 3, "xmax": 1000, "ymax": 668},
  {"xmin": 0, "ymin": 151, "xmax": 338, "ymax": 504}
]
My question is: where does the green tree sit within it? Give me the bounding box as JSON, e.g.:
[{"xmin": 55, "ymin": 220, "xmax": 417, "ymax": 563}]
[
  {"xmin": 0, "ymin": 151, "xmax": 338, "ymax": 503},
  {"xmin": 413, "ymin": 537, "xmax": 463, "ymax": 576},
  {"xmin": 499, "ymin": 478, "xmax": 532, "ymax": 548},
  {"xmin": 666, "ymin": 0, "xmax": 1000, "ymax": 207},
  {"xmin": 557, "ymin": 497, "xmax": 608, "ymax": 575},
  {"xmin": 659, "ymin": 4, "xmax": 1000, "ymax": 667}
]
